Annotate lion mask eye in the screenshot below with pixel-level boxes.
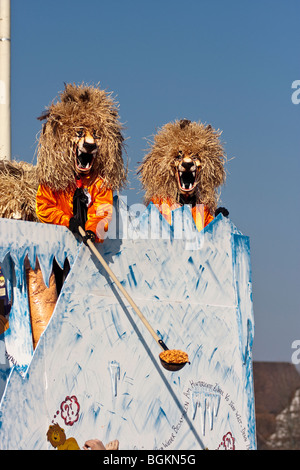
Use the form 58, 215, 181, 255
92, 130, 100, 139
175, 151, 183, 160
76, 129, 84, 138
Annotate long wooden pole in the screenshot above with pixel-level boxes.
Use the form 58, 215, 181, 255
78, 226, 167, 350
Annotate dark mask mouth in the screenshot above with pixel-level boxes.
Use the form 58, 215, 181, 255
177, 169, 197, 192
75, 147, 96, 173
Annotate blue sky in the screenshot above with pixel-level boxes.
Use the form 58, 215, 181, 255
9, 0, 300, 363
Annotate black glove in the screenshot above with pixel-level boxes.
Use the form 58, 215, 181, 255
82, 230, 96, 245
69, 216, 81, 234
215, 207, 229, 218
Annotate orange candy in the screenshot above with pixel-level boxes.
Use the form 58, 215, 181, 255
159, 349, 189, 364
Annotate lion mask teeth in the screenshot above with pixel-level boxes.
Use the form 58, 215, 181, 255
177, 169, 198, 192
176, 156, 199, 193
74, 131, 98, 173
75, 147, 97, 172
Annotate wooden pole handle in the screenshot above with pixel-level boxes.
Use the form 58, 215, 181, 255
78, 226, 162, 346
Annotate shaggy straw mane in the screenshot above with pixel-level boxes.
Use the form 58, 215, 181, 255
0, 160, 38, 221
36, 83, 127, 192
138, 119, 226, 213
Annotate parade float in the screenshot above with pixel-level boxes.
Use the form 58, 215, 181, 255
0, 85, 256, 450
0, 201, 255, 450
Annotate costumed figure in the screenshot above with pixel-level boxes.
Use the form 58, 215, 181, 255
36, 83, 127, 245
0, 161, 58, 348
138, 119, 228, 230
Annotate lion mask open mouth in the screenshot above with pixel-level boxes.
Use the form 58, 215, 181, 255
74, 129, 98, 174
175, 153, 200, 195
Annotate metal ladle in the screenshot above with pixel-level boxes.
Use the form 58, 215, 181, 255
79, 227, 189, 372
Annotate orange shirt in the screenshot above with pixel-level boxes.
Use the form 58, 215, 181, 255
151, 197, 213, 232
36, 176, 113, 243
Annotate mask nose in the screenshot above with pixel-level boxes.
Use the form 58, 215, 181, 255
181, 158, 194, 170
83, 141, 97, 153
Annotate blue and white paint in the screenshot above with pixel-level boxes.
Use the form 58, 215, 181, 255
0, 200, 256, 450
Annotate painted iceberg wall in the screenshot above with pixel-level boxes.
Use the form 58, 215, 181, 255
0, 200, 256, 450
